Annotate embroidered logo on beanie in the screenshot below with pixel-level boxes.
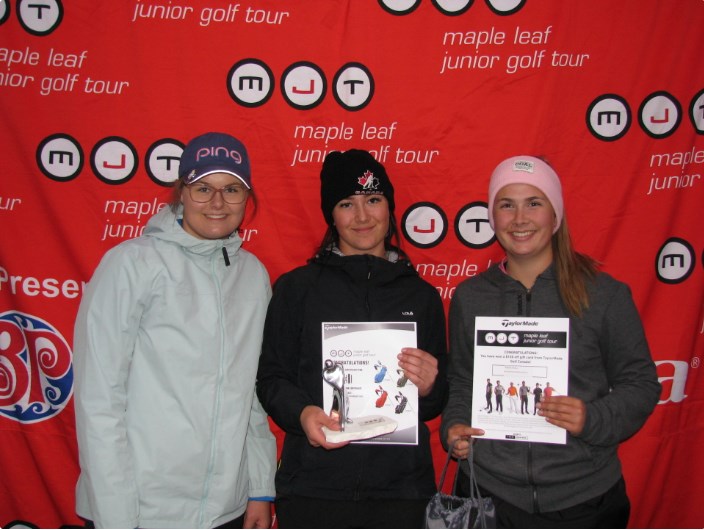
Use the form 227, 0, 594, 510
358, 170, 380, 190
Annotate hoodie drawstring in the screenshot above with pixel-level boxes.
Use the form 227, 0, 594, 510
222, 246, 230, 267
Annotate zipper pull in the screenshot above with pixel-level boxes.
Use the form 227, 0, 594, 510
222, 246, 230, 266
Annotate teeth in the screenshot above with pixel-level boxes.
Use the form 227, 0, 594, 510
512, 231, 532, 237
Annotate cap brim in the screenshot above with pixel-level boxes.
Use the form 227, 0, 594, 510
184, 169, 251, 189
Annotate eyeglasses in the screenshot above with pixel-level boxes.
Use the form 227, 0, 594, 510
187, 183, 249, 204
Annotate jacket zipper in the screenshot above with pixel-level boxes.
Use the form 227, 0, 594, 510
351, 256, 376, 500
198, 251, 226, 525
518, 288, 538, 512
364, 256, 373, 319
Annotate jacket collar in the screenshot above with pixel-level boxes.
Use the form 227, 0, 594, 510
312, 248, 417, 284
143, 205, 243, 257
488, 259, 556, 289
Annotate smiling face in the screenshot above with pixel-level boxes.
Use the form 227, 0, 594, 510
492, 182, 556, 268
180, 172, 248, 240
332, 193, 389, 258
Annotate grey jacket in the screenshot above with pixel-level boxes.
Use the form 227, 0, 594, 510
441, 263, 660, 513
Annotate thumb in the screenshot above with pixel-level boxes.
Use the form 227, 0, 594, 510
323, 413, 342, 431
453, 424, 484, 440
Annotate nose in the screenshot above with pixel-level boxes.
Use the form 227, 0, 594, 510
354, 203, 370, 221
210, 189, 226, 207
512, 205, 527, 224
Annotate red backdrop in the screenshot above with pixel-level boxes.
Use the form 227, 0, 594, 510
1, 1, 702, 527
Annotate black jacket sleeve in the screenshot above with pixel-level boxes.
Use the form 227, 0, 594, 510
256, 272, 313, 436
417, 284, 449, 422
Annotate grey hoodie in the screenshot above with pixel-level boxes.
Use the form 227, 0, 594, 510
441, 263, 660, 513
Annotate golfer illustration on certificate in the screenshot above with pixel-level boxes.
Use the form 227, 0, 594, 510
321, 322, 419, 445
472, 316, 570, 444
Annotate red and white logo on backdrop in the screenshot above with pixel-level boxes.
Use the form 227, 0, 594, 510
0, 311, 73, 424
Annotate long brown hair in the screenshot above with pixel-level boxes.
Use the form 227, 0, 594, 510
551, 215, 599, 317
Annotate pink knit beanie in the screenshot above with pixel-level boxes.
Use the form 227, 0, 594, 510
487, 156, 563, 234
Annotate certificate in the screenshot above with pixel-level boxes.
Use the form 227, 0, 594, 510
472, 316, 569, 444
321, 322, 418, 445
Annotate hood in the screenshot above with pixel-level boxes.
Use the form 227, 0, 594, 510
483, 260, 557, 289
312, 248, 418, 286
143, 205, 243, 257
482, 261, 561, 316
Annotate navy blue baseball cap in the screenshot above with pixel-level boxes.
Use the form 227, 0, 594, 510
179, 132, 252, 188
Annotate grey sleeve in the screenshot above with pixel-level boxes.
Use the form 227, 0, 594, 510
578, 282, 661, 446
440, 283, 476, 449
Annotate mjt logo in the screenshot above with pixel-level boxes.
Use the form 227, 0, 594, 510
0, 311, 73, 423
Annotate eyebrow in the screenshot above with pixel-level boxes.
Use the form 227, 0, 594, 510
497, 195, 545, 201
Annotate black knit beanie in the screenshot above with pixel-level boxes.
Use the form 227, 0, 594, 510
320, 149, 395, 225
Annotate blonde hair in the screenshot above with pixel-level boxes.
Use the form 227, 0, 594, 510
551, 216, 599, 317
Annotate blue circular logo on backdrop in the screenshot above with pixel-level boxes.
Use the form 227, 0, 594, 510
0, 311, 73, 423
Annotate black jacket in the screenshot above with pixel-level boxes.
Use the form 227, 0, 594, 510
257, 251, 448, 500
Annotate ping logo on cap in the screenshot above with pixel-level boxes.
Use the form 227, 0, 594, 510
513, 160, 535, 173
195, 145, 244, 165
